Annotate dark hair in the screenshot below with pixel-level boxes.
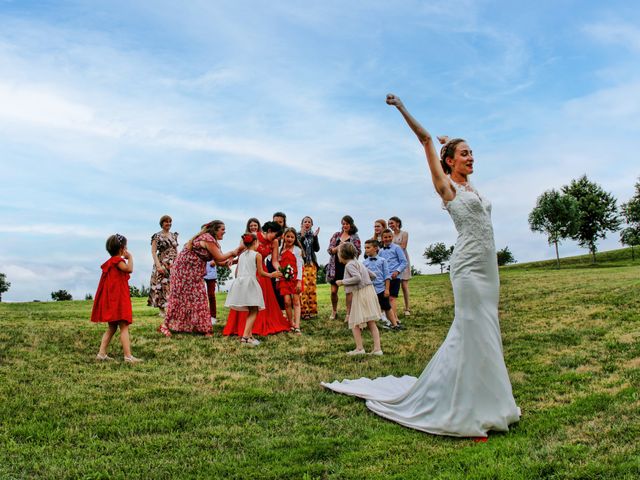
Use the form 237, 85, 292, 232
159, 215, 172, 227
300, 216, 314, 229
364, 238, 380, 248
439, 138, 466, 174
338, 242, 357, 261
280, 227, 304, 256
106, 234, 127, 256
241, 232, 257, 247
262, 221, 283, 237
381, 228, 393, 236
245, 217, 261, 233
388, 216, 402, 229
272, 211, 287, 228
341, 215, 358, 235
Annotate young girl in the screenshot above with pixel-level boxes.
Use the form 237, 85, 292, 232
278, 227, 304, 334
336, 242, 383, 356
225, 233, 282, 346
91, 234, 141, 363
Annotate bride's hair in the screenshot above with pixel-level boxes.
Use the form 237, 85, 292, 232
439, 138, 466, 174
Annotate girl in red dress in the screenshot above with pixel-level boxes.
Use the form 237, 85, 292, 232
223, 221, 291, 337
278, 228, 304, 334
91, 234, 140, 363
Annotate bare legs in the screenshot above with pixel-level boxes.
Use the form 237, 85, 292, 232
97, 321, 134, 360
242, 306, 259, 339
284, 294, 302, 332
401, 280, 410, 314
351, 321, 382, 353
330, 283, 339, 317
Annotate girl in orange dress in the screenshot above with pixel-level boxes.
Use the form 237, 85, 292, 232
91, 234, 140, 363
278, 228, 304, 334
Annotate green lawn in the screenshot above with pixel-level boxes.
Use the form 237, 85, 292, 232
1, 252, 639, 479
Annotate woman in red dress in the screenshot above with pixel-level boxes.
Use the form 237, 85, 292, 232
223, 221, 291, 337
160, 220, 240, 337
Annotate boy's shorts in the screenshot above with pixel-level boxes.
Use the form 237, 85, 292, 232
377, 291, 391, 311
389, 278, 401, 297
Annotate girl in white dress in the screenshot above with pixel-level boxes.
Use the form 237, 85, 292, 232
225, 233, 282, 346
322, 94, 520, 438
336, 242, 383, 356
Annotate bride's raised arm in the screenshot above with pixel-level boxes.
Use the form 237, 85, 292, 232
386, 94, 454, 202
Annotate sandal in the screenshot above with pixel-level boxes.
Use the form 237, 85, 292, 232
240, 336, 260, 347
329, 311, 337, 320
124, 355, 142, 363
293, 327, 301, 335
95, 353, 113, 361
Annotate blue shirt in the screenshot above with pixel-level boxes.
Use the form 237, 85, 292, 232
203, 262, 218, 280
378, 243, 407, 276
363, 256, 390, 294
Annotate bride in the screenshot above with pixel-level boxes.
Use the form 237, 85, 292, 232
321, 94, 520, 438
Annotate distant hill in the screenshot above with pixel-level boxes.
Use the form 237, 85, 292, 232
503, 246, 638, 270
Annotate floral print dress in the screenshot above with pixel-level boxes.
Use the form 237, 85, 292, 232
147, 231, 179, 308
162, 233, 214, 335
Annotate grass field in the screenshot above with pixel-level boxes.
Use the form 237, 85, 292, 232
1, 249, 639, 479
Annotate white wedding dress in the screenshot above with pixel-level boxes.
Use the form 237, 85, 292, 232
322, 181, 520, 437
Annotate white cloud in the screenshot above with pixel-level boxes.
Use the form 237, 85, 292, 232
584, 22, 640, 53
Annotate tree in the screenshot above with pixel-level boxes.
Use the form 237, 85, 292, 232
0, 272, 10, 302
51, 290, 73, 301
216, 266, 231, 291
85, 293, 93, 300
410, 265, 422, 276
562, 175, 621, 263
423, 242, 454, 273
316, 264, 327, 285
496, 246, 516, 266
620, 177, 640, 260
129, 285, 141, 297
528, 189, 580, 268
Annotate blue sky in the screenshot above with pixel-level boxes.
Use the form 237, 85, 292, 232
1, 1, 639, 301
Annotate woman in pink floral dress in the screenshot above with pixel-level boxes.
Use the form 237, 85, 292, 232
160, 220, 241, 337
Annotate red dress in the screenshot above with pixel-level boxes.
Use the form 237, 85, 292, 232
223, 232, 291, 336
163, 233, 214, 335
278, 247, 304, 296
91, 256, 132, 324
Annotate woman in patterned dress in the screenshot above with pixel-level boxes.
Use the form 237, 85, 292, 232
388, 216, 411, 316
160, 220, 241, 337
298, 216, 320, 319
326, 215, 361, 320
148, 215, 179, 318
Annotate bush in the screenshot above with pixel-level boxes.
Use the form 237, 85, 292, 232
51, 290, 73, 301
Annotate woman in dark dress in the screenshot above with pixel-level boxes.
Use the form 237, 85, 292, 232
326, 215, 361, 320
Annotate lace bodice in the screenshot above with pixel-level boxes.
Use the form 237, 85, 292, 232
445, 180, 495, 260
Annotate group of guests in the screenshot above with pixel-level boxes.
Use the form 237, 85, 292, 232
149, 212, 324, 345
91, 211, 411, 357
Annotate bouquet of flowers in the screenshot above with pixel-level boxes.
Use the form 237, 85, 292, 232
278, 264, 294, 280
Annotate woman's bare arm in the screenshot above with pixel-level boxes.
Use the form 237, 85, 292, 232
386, 94, 454, 201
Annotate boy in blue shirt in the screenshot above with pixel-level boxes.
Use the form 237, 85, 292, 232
204, 260, 218, 325
363, 239, 402, 330
379, 229, 407, 324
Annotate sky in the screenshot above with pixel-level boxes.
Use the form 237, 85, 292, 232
1, 0, 639, 302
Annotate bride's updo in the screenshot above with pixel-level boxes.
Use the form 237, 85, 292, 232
439, 137, 466, 174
